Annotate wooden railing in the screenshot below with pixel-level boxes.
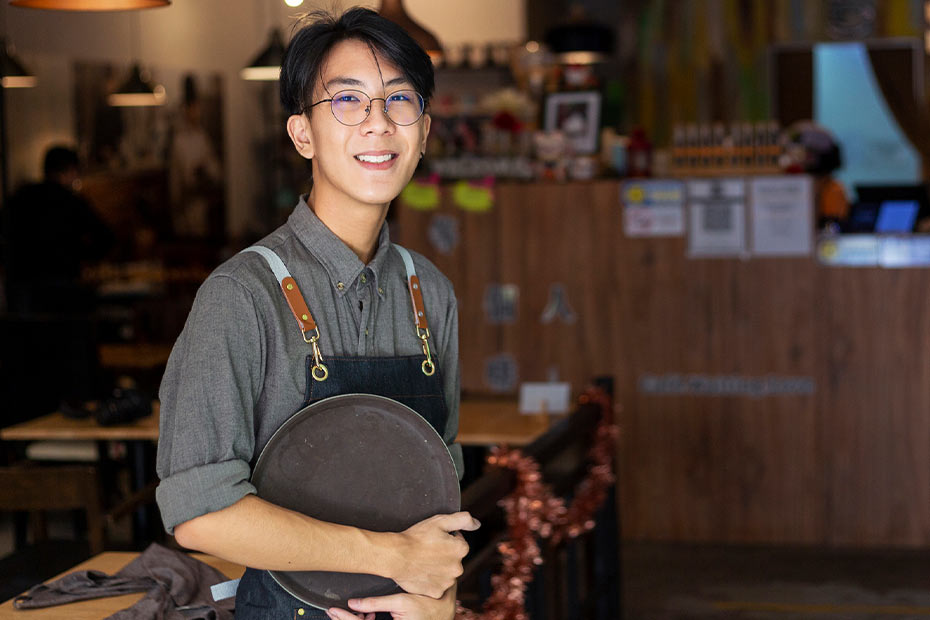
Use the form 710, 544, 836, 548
457, 378, 620, 619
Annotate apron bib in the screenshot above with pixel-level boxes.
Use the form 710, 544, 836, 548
234, 244, 449, 620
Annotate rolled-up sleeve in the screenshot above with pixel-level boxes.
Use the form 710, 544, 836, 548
155, 274, 265, 533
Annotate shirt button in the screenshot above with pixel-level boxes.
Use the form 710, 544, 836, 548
365, 328, 369, 336
336, 281, 344, 290
378, 287, 384, 295
360, 273, 367, 284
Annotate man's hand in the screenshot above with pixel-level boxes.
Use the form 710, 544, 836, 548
332, 584, 457, 620
387, 512, 479, 599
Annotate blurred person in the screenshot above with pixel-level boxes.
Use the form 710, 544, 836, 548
168, 74, 222, 238
1, 146, 113, 420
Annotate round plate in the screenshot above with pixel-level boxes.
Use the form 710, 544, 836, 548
251, 393, 460, 610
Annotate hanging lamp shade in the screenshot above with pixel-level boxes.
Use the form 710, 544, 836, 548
240, 28, 285, 81
0, 39, 36, 88
107, 63, 165, 106
544, 6, 614, 65
10, 0, 169, 10
378, 0, 442, 63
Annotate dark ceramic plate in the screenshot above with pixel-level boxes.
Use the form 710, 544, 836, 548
250, 393, 460, 610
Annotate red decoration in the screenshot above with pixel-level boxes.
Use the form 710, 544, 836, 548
456, 387, 619, 620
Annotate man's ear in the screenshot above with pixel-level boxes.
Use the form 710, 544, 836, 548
286, 114, 314, 160
419, 113, 432, 156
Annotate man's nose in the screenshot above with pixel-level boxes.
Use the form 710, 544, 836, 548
362, 98, 393, 131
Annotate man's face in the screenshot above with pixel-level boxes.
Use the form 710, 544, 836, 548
296, 39, 430, 209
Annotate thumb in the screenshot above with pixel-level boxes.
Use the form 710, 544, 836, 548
435, 511, 481, 533
348, 593, 409, 614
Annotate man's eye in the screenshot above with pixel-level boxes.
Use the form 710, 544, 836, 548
388, 93, 412, 103
337, 94, 361, 103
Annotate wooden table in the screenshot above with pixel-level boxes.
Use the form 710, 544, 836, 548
0, 408, 159, 443
1, 400, 547, 448
0, 551, 244, 619
457, 398, 562, 446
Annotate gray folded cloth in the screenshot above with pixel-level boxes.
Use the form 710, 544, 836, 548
13, 543, 235, 619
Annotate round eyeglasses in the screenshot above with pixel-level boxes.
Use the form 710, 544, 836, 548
309, 89, 425, 126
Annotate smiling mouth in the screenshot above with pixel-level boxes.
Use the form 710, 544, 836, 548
355, 153, 397, 163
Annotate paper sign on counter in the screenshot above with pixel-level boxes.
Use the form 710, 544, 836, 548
519, 382, 571, 414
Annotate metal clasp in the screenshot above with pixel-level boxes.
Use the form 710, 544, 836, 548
418, 327, 435, 376
302, 327, 329, 381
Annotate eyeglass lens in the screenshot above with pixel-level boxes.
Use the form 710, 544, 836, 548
331, 90, 424, 126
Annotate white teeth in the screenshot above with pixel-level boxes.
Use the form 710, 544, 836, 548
356, 154, 393, 163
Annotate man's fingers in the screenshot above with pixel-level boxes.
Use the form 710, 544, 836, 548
325, 608, 374, 620
435, 511, 481, 532
348, 593, 409, 613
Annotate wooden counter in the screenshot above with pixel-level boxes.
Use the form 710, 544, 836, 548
395, 179, 930, 547
458, 398, 560, 446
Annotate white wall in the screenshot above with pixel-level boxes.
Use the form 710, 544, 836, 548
2, 0, 526, 238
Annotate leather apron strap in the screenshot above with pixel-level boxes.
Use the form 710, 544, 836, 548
240, 243, 435, 377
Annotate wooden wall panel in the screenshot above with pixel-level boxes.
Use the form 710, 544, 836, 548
817, 268, 930, 546
394, 180, 930, 547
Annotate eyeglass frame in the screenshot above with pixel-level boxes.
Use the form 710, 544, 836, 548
307, 88, 426, 127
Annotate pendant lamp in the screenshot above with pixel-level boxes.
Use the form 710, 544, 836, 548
378, 0, 442, 63
544, 6, 613, 65
0, 38, 35, 88
107, 62, 164, 106
240, 28, 284, 81
9, 0, 169, 10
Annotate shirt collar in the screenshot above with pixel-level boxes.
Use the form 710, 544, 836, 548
287, 196, 390, 298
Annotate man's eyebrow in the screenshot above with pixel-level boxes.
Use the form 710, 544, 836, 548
383, 76, 410, 88
324, 75, 411, 90
324, 76, 365, 89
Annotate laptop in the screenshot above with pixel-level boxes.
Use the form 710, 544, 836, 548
874, 200, 920, 233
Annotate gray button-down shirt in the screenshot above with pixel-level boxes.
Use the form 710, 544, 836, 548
155, 198, 461, 533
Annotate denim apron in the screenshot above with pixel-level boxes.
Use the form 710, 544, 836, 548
234, 244, 450, 620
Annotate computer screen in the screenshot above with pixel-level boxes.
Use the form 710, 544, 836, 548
844, 202, 879, 233
874, 200, 919, 233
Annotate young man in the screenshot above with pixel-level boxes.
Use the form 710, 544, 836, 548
155, 9, 476, 620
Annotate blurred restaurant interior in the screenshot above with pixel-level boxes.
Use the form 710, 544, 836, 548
2, 0, 930, 617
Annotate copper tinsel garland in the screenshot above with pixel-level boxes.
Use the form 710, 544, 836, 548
456, 388, 619, 620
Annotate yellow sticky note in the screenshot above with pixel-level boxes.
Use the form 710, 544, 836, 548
400, 179, 440, 211
453, 180, 494, 212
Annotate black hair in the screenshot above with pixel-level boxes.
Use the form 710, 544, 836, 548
280, 7, 434, 117
43, 146, 80, 179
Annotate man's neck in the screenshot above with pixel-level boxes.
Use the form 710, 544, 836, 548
307, 187, 388, 264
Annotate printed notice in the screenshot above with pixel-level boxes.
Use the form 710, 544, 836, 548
687, 178, 746, 257
750, 176, 813, 256
621, 179, 686, 237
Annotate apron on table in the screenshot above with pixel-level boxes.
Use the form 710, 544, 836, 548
234, 244, 450, 620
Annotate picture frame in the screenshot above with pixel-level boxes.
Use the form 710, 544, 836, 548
543, 90, 602, 155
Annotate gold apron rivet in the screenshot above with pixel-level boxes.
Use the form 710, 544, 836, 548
297, 609, 305, 616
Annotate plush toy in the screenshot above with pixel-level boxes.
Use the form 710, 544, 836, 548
533, 130, 569, 181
